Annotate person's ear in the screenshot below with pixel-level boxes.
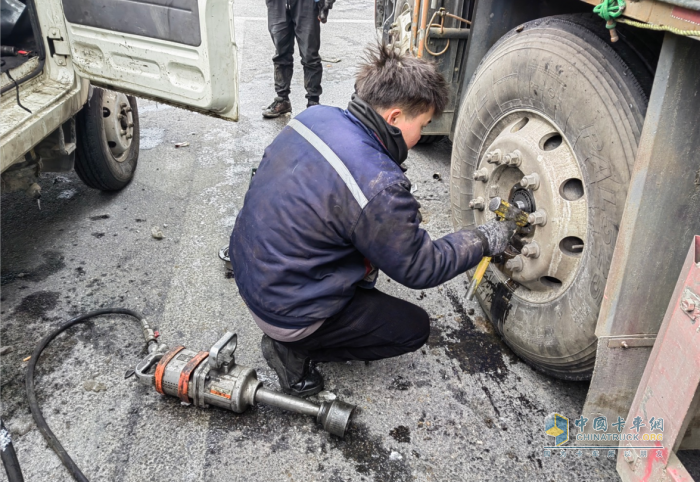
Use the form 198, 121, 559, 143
386, 108, 402, 126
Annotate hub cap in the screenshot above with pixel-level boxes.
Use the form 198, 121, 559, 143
102, 91, 134, 161
471, 112, 587, 303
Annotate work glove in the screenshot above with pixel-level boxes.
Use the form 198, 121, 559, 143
476, 219, 517, 257
318, 0, 335, 23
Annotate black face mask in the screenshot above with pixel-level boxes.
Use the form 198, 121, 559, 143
347, 94, 408, 166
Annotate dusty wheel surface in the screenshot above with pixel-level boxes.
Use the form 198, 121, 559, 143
75, 87, 140, 191
450, 15, 651, 380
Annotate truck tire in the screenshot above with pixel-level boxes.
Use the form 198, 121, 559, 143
75, 87, 139, 191
450, 15, 652, 380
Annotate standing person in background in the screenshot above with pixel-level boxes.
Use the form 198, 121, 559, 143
263, 0, 335, 119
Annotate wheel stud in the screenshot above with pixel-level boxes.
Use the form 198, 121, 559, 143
527, 209, 547, 226
519, 173, 540, 190
486, 149, 502, 164
120, 130, 126, 136
505, 256, 524, 272
469, 197, 485, 210
503, 150, 522, 167
473, 168, 489, 182
521, 242, 540, 258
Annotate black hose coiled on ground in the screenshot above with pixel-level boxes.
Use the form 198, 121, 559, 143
25, 308, 147, 482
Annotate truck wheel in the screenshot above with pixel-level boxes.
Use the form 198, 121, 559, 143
75, 88, 139, 191
450, 15, 651, 380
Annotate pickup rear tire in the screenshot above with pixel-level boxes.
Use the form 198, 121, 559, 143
75, 87, 139, 191
450, 15, 651, 380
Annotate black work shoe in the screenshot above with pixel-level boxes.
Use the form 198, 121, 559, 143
261, 335, 324, 397
262, 97, 292, 118
306, 99, 320, 108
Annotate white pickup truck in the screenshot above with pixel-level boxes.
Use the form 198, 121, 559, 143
1, 0, 239, 194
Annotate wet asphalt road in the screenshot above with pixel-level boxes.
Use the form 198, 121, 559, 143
0, 1, 655, 481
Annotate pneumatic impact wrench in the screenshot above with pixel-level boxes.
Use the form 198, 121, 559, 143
134, 331, 355, 437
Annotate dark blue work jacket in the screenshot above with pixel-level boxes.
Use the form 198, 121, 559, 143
230, 106, 484, 329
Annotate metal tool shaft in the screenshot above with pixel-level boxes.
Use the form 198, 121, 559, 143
254, 387, 320, 417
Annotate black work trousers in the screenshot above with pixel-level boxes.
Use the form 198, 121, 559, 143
281, 288, 431, 362
266, 0, 322, 101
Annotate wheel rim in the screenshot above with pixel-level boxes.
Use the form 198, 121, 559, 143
470, 110, 587, 304
101, 91, 134, 161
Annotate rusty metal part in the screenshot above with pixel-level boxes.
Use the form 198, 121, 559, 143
135, 332, 356, 437
154, 345, 185, 395
411, 0, 421, 52
177, 350, 209, 403
617, 236, 700, 481
417, 0, 430, 57
427, 26, 470, 39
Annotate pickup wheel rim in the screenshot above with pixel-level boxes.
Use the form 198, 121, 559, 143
470, 110, 587, 304
102, 91, 134, 161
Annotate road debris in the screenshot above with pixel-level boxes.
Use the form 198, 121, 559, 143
151, 227, 164, 240
175, 142, 190, 148
83, 380, 107, 392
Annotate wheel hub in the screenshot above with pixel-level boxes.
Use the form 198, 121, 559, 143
102, 91, 134, 160
471, 112, 587, 303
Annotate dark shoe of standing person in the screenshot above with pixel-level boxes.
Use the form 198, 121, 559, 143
307, 99, 320, 109
261, 335, 324, 397
262, 97, 292, 118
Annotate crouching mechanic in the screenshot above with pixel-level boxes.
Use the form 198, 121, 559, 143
230, 45, 516, 398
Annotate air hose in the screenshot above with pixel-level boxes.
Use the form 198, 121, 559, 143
25, 308, 156, 482
24, 308, 356, 481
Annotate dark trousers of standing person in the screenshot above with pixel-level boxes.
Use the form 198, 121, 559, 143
267, 0, 323, 102
280, 288, 431, 364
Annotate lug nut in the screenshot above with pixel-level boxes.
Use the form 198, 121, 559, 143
521, 242, 540, 258
681, 298, 696, 313
486, 149, 502, 164
503, 150, 522, 167
519, 173, 540, 190
469, 197, 485, 211
505, 256, 524, 272
527, 209, 547, 226
473, 168, 489, 182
